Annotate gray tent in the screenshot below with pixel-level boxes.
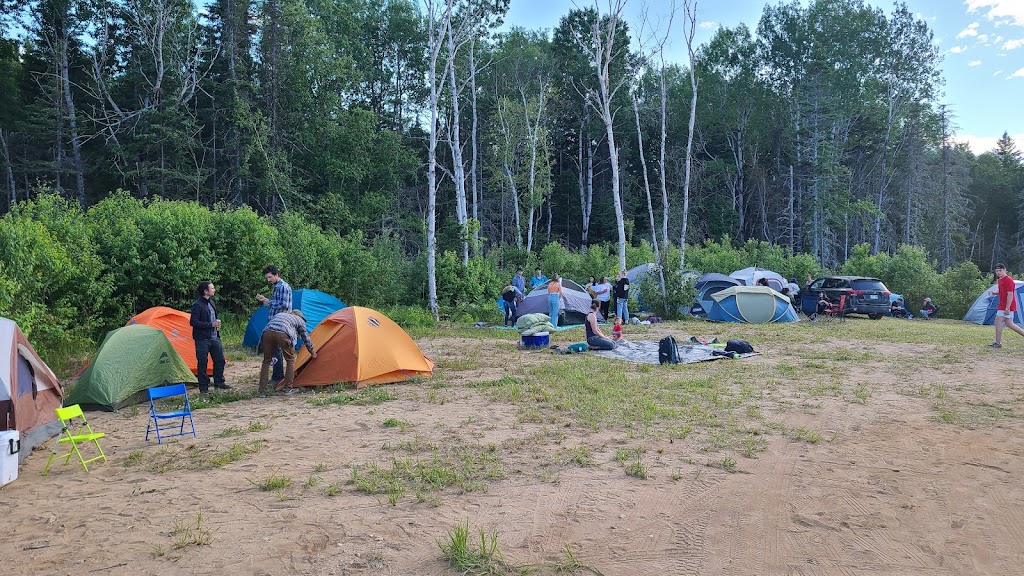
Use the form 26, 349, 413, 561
515, 285, 600, 326
528, 279, 586, 294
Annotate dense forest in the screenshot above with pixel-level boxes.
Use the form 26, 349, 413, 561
0, 0, 1022, 332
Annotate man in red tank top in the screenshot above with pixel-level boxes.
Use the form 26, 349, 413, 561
991, 263, 1024, 348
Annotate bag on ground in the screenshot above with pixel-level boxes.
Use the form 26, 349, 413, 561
659, 336, 679, 365
725, 339, 755, 354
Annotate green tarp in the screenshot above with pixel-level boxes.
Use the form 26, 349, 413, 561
67, 324, 198, 411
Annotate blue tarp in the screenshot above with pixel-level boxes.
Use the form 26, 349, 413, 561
242, 289, 346, 348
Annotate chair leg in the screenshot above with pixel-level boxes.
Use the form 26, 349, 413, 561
43, 443, 59, 476
72, 443, 89, 472
92, 438, 107, 463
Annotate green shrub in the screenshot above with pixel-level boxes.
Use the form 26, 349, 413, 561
636, 267, 696, 320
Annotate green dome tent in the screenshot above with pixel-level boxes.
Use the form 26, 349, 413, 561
67, 325, 198, 411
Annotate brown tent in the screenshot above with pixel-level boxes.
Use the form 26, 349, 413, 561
0, 318, 64, 463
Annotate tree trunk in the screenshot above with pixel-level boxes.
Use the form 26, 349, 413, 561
631, 91, 665, 296
59, 38, 86, 207
503, 164, 522, 248
469, 41, 480, 257
446, 40, 468, 266
679, 2, 698, 270
873, 85, 896, 254
0, 129, 14, 208
658, 61, 670, 251
585, 137, 594, 245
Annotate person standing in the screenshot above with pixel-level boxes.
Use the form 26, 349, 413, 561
190, 281, 230, 394
594, 276, 612, 319
585, 300, 616, 350
586, 275, 597, 298
614, 271, 630, 323
257, 265, 292, 384
991, 264, 1024, 348
547, 274, 564, 327
501, 285, 521, 326
512, 269, 526, 304
529, 268, 549, 290
259, 310, 316, 396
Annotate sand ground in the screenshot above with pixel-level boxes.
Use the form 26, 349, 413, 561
3, 322, 1023, 576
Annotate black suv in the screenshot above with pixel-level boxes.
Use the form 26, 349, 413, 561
801, 276, 891, 319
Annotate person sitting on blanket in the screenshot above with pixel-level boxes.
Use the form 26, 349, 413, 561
611, 317, 623, 341
586, 300, 616, 350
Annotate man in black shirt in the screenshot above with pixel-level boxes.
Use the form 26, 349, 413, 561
190, 281, 231, 394
614, 271, 630, 323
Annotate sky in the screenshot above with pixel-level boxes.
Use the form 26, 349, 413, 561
501, 0, 1024, 155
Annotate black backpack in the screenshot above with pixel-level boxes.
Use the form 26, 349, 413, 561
725, 339, 755, 354
659, 336, 679, 364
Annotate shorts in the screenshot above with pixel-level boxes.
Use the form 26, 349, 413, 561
996, 310, 1014, 319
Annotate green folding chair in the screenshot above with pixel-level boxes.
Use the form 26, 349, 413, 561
43, 404, 107, 475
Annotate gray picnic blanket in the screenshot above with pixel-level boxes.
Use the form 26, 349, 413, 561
589, 340, 758, 365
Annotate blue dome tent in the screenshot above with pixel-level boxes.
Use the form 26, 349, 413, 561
242, 289, 346, 348
707, 286, 798, 324
963, 281, 1024, 325
690, 273, 742, 317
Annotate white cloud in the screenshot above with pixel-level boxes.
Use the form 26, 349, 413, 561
965, 0, 1024, 26
1004, 38, 1024, 49
977, 33, 990, 43
950, 45, 968, 53
1011, 67, 1024, 78
994, 69, 1004, 76
699, 21, 718, 29
969, 59, 983, 66
957, 22, 980, 38
957, 134, 1024, 154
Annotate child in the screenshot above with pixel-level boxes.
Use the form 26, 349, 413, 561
612, 317, 623, 340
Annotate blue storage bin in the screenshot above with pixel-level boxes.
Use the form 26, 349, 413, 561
521, 332, 550, 348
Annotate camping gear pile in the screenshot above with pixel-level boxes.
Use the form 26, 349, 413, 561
515, 313, 557, 336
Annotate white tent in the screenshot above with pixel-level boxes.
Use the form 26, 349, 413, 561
729, 267, 786, 292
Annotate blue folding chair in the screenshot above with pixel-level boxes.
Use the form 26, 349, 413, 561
146, 384, 196, 444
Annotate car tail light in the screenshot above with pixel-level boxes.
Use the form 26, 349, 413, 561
850, 289, 865, 296
884, 291, 891, 297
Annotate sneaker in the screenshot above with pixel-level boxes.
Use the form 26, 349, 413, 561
990, 342, 1002, 348
214, 383, 233, 390
270, 357, 278, 367
281, 387, 299, 396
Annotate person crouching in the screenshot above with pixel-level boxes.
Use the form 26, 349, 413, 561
258, 310, 317, 396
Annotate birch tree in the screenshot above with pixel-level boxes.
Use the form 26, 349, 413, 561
573, 0, 632, 270
678, 0, 697, 269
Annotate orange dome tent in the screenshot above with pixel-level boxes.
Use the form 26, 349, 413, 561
128, 307, 213, 376
293, 307, 433, 388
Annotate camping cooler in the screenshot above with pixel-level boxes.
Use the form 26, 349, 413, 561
0, 430, 19, 487
521, 332, 550, 349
